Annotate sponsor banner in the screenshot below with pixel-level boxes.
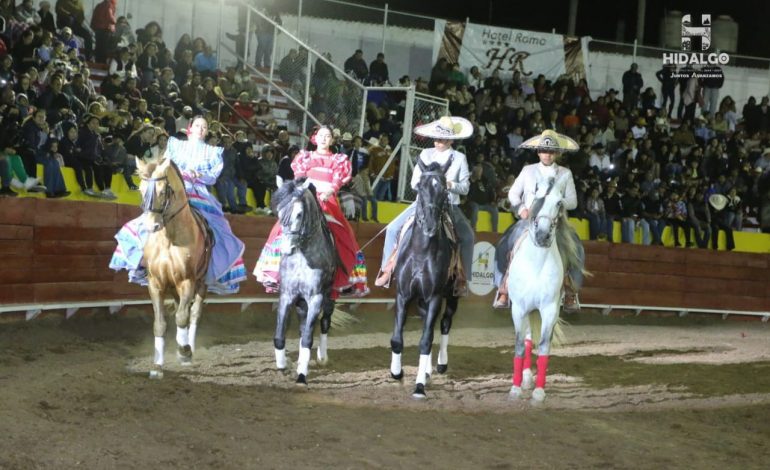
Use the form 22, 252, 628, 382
453, 22, 566, 80
469, 241, 496, 296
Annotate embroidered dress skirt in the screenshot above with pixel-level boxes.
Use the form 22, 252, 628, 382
254, 197, 368, 298
109, 191, 247, 294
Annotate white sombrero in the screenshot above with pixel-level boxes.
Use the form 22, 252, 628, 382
414, 116, 473, 140
519, 129, 579, 153
708, 194, 728, 211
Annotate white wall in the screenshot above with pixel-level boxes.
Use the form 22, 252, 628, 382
97, 2, 770, 112
585, 51, 770, 112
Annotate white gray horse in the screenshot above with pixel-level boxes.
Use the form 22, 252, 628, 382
508, 172, 577, 403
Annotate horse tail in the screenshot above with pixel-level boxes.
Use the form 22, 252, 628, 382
529, 311, 567, 349
556, 212, 591, 278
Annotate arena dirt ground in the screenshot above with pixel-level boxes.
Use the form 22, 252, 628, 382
1, 304, 769, 469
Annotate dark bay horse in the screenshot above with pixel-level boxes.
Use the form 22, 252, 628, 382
271, 179, 340, 385
136, 157, 212, 379
390, 158, 460, 398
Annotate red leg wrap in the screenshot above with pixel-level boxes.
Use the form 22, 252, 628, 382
535, 355, 550, 389
513, 357, 524, 386
523, 339, 533, 370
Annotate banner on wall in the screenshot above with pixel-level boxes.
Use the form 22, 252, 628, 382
436, 21, 575, 81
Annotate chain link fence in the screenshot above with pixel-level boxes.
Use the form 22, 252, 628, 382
398, 92, 449, 202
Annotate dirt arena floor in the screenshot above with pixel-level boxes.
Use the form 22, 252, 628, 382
1, 304, 769, 469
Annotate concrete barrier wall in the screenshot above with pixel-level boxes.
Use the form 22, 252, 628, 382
1, 199, 769, 312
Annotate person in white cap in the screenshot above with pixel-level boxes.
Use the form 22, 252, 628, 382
375, 116, 474, 294
493, 129, 584, 312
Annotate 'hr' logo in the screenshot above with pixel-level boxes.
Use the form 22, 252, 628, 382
681, 14, 711, 51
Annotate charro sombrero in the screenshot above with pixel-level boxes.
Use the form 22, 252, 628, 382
519, 129, 579, 153
414, 116, 473, 140
708, 194, 728, 211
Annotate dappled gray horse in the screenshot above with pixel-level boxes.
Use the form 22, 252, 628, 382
272, 179, 340, 384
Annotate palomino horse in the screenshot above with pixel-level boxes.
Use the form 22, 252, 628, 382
136, 157, 212, 379
507, 172, 574, 403
272, 179, 339, 385
390, 158, 460, 399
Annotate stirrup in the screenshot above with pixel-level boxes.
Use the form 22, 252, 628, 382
453, 279, 468, 297
493, 291, 510, 309
563, 292, 581, 313
374, 270, 391, 288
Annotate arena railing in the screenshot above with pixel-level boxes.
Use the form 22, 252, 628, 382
2, 299, 768, 322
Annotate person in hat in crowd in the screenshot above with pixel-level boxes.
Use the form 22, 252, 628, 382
368, 136, 394, 201
589, 142, 612, 177
110, 115, 248, 295
254, 126, 369, 298
708, 193, 735, 251
172, 105, 191, 136
493, 129, 583, 311
375, 116, 475, 295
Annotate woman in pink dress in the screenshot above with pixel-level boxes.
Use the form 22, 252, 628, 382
254, 126, 368, 298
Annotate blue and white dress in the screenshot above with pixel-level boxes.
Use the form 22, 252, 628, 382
109, 137, 247, 294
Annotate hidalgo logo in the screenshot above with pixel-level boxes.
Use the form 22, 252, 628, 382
662, 13, 730, 66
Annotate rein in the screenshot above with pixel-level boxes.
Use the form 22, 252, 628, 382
141, 173, 189, 224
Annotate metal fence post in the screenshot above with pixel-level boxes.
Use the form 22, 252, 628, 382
301, 50, 312, 136
633, 38, 638, 63
358, 89, 368, 138
381, 3, 388, 55
398, 85, 415, 201
244, 7, 251, 65
297, 0, 303, 37
216, 0, 224, 69
267, 27, 277, 102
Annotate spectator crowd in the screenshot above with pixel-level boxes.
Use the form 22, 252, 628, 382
2, 0, 770, 249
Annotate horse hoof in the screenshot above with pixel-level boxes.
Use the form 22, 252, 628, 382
391, 370, 404, 381
531, 387, 546, 404
177, 346, 193, 365
316, 356, 328, 366
412, 383, 426, 399
296, 373, 307, 386
149, 369, 164, 380
508, 386, 523, 400
522, 369, 534, 390
436, 364, 448, 374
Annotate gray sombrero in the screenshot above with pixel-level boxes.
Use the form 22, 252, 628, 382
519, 129, 579, 153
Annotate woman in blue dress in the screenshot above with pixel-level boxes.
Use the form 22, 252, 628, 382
109, 116, 247, 294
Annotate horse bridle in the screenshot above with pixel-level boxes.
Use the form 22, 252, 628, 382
141, 175, 187, 223
418, 169, 449, 225
530, 202, 562, 247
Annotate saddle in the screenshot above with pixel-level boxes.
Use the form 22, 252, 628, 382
375, 214, 466, 295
